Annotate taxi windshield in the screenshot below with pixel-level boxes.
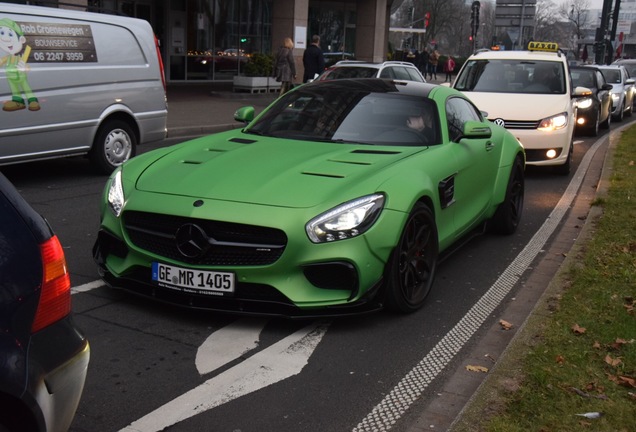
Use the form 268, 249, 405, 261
455, 59, 566, 95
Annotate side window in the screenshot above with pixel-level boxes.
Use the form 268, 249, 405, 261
406, 67, 425, 82
392, 66, 412, 80
379, 68, 395, 79
596, 71, 605, 87
446, 97, 482, 142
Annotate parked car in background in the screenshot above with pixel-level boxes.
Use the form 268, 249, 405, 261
0, 4, 167, 174
93, 79, 524, 317
612, 58, 636, 79
323, 52, 355, 68
317, 60, 426, 82
570, 65, 612, 136
0, 172, 90, 432
591, 64, 635, 122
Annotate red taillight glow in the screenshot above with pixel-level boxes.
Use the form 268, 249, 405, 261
31, 235, 71, 333
155, 34, 166, 92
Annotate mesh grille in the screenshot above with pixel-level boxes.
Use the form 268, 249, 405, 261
123, 211, 287, 266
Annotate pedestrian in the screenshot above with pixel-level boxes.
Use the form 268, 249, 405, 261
418, 47, 429, 80
443, 55, 455, 82
274, 37, 296, 94
303, 34, 325, 83
428, 48, 439, 81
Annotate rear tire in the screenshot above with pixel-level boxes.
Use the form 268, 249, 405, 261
90, 119, 137, 174
385, 203, 438, 313
490, 156, 524, 235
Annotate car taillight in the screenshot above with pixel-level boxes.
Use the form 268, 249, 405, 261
155, 34, 166, 92
31, 235, 71, 333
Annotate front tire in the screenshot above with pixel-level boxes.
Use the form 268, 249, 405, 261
385, 203, 438, 313
90, 119, 137, 174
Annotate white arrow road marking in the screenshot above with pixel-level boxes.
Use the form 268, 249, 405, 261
195, 318, 268, 375
120, 321, 329, 432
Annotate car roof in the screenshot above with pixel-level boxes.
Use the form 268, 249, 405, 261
302, 77, 439, 98
467, 49, 566, 62
333, 60, 419, 68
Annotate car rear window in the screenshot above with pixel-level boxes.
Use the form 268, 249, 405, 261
326, 67, 378, 79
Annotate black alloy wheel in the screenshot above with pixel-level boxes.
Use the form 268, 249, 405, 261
385, 203, 438, 313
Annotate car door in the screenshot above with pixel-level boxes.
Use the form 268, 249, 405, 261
445, 96, 501, 238
596, 70, 612, 122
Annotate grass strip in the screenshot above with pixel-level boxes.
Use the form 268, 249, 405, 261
452, 127, 636, 432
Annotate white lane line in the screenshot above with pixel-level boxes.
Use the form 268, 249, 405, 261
195, 317, 268, 375
120, 321, 329, 432
352, 136, 609, 432
71, 279, 105, 294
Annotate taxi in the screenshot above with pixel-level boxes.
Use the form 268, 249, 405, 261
452, 42, 590, 175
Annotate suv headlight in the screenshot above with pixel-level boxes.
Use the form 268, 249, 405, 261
107, 168, 125, 218
538, 112, 568, 131
306, 194, 385, 243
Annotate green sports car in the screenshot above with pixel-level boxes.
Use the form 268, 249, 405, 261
93, 79, 524, 317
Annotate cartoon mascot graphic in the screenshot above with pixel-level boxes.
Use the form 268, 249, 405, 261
0, 17, 40, 112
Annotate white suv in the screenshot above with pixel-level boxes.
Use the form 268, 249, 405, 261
317, 61, 426, 83
452, 42, 589, 175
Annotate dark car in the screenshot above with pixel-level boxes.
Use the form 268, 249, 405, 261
0, 172, 89, 432
570, 66, 612, 136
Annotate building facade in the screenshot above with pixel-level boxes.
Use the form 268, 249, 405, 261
9, 0, 392, 82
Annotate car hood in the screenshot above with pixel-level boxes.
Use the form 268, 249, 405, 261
135, 133, 423, 208
461, 92, 572, 120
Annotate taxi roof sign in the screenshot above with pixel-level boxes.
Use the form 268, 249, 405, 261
527, 41, 559, 52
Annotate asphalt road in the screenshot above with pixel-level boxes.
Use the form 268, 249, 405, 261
1, 129, 609, 432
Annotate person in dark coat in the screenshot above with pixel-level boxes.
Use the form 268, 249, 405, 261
302, 35, 325, 83
274, 37, 296, 94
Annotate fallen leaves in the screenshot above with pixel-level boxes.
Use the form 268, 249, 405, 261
571, 323, 586, 335
499, 319, 513, 330
465, 365, 489, 373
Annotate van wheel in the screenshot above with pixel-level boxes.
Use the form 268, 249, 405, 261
90, 120, 136, 174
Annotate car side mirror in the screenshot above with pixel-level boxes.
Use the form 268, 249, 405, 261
626, 78, 636, 85
601, 83, 613, 91
234, 106, 255, 124
572, 86, 592, 98
462, 120, 492, 139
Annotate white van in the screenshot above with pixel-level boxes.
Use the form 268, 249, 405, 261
452, 42, 588, 175
0, 4, 167, 173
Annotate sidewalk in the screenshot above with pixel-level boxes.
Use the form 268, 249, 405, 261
165, 76, 449, 138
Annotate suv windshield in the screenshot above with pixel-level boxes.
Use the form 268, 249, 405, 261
245, 85, 441, 146
455, 59, 566, 95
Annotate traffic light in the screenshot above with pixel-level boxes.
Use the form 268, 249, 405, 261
471, 1, 480, 39
424, 12, 430, 29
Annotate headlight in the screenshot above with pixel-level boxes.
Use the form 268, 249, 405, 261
107, 168, 125, 218
537, 112, 568, 131
306, 194, 385, 243
577, 97, 593, 109
611, 92, 619, 101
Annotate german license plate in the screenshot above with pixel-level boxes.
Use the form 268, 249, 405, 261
151, 262, 234, 295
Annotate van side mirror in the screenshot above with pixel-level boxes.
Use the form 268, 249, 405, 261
234, 106, 255, 123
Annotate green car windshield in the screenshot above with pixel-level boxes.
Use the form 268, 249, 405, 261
245, 86, 441, 146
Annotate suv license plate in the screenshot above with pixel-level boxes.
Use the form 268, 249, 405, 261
151, 262, 235, 294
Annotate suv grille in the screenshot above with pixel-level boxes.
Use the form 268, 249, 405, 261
123, 211, 287, 266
